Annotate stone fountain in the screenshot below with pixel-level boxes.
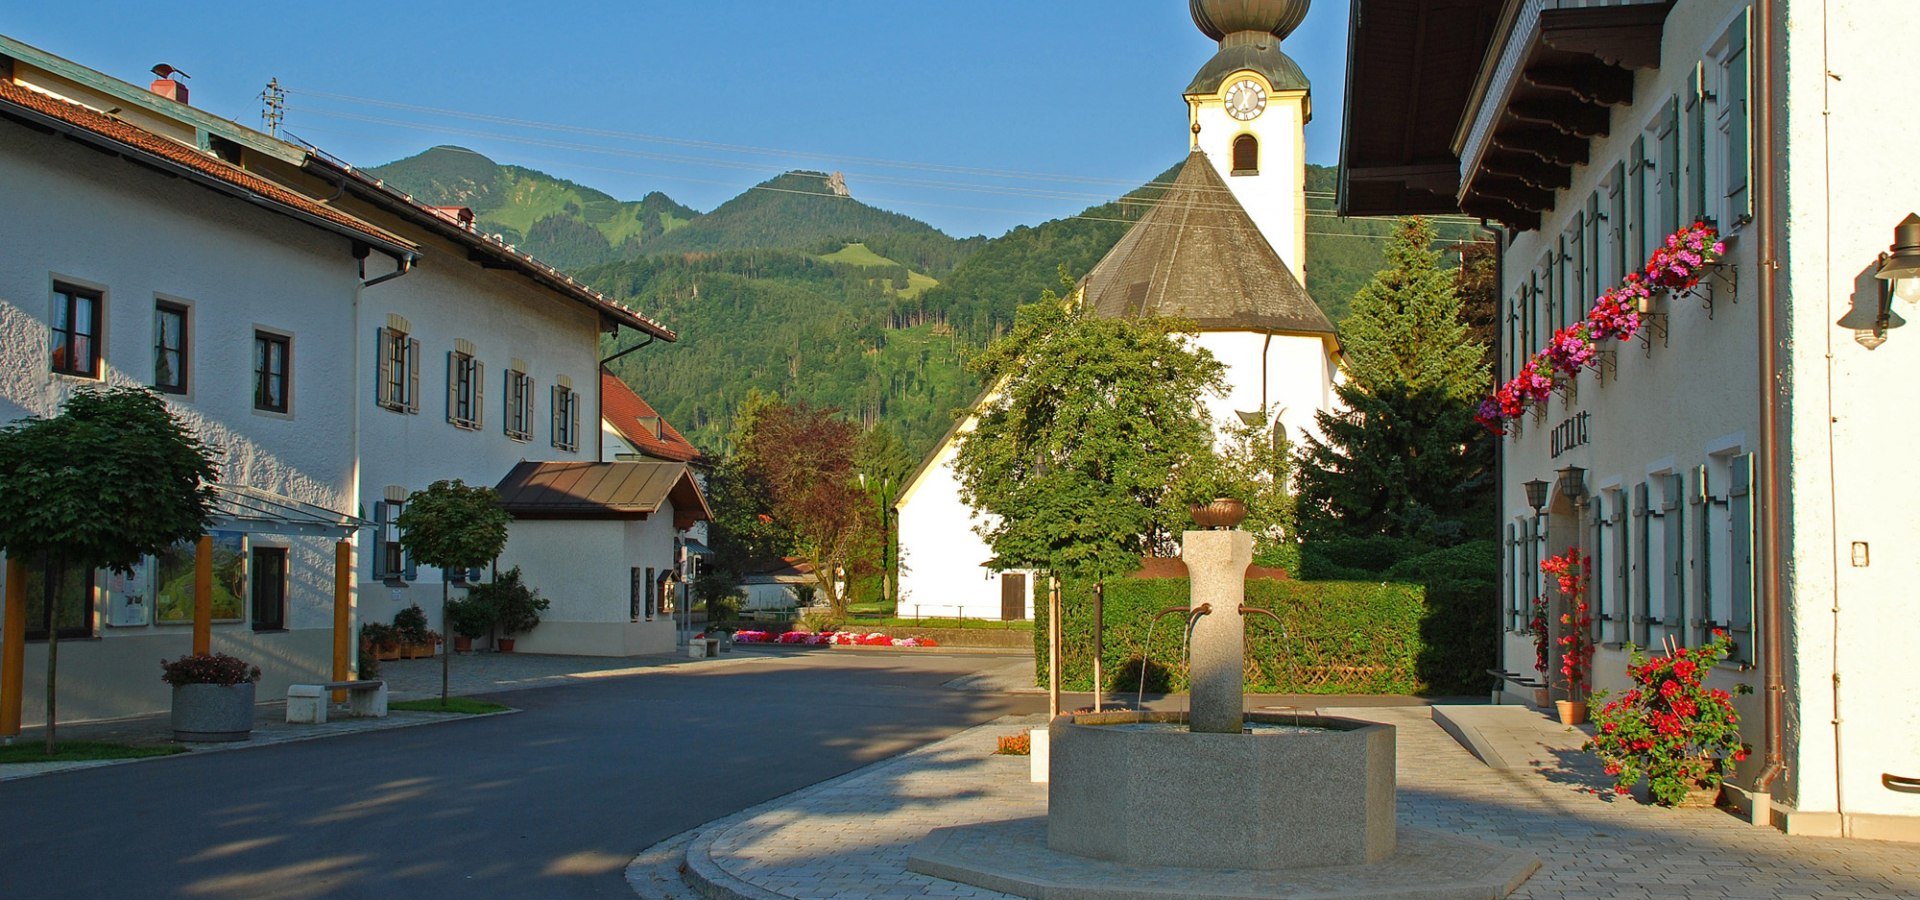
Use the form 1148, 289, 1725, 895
907, 523, 1541, 898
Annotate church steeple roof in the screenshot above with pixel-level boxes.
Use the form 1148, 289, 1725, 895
1080, 151, 1333, 337
1186, 0, 1313, 95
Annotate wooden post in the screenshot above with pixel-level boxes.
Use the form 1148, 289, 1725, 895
1092, 581, 1104, 713
1, 558, 25, 738
192, 535, 213, 655
332, 540, 352, 702
1047, 574, 1061, 719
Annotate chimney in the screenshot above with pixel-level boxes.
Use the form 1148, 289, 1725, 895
149, 77, 188, 104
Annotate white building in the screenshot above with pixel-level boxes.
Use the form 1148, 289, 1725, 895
893, 3, 1339, 621
0, 34, 699, 730
1343, 0, 1920, 841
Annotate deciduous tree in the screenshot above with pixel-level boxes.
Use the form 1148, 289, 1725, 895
398, 479, 511, 703
0, 388, 219, 752
736, 399, 879, 620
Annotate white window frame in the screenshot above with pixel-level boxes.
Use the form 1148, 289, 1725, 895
504, 367, 534, 441
447, 347, 484, 431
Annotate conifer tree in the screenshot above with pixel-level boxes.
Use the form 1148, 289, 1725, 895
1295, 218, 1493, 543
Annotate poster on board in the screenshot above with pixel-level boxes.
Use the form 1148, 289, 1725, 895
103, 558, 152, 627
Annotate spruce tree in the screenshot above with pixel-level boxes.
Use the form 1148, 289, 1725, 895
1295, 218, 1493, 544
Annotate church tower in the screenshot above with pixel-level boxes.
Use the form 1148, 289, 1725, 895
1185, 0, 1312, 278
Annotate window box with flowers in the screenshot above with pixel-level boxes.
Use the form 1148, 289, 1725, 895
1585, 631, 1752, 807
162, 653, 261, 742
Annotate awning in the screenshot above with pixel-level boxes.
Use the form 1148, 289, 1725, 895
682, 539, 715, 558
209, 483, 366, 538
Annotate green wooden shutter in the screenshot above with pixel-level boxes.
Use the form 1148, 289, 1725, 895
1632, 482, 1651, 647
371, 501, 387, 579
473, 360, 485, 429
1730, 453, 1756, 662
446, 351, 460, 425
1688, 64, 1709, 221
1505, 522, 1520, 630
405, 338, 421, 413
1662, 475, 1685, 646
376, 328, 394, 407
1612, 491, 1629, 645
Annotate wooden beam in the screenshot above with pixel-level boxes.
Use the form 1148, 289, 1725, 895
466, 249, 516, 269
1481, 152, 1573, 190
1462, 195, 1541, 232
1540, 4, 1674, 71
1511, 98, 1611, 138
1472, 174, 1555, 211
1, 557, 25, 737
193, 535, 212, 656
1524, 64, 1635, 106
1491, 126, 1590, 167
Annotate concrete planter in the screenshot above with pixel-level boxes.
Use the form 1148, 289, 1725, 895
171, 682, 256, 742
1048, 710, 1396, 870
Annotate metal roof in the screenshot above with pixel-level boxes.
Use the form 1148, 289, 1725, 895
494, 461, 712, 526
1080, 151, 1335, 337
1186, 41, 1312, 96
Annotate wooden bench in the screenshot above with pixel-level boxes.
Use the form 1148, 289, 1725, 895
286, 680, 387, 724
1486, 669, 1549, 707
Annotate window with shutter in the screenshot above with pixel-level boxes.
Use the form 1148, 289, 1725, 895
372, 501, 388, 579
1607, 163, 1628, 281
1689, 465, 1713, 644
1687, 65, 1709, 222
1505, 522, 1520, 631
446, 350, 461, 425
447, 349, 482, 430
1660, 473, 1685, 648
1629, 137, 1650, 264
472, 360, 485, 430
1589, 496, 1607, 643
1658, 101, 1681, 240
551, 385, 564, 448
1611, 491, 1630, 645
405, 338, 420, 413
1713, 11, 1753, 227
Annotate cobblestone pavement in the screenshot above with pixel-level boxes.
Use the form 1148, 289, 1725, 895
647, 707, 1920, 900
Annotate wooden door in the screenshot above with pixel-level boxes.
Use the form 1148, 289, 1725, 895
1000, 573, 1027, 621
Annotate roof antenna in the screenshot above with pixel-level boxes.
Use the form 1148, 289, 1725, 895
260, 77, 286, 137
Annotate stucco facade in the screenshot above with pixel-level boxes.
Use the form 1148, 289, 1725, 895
1460, 0, 1919, 839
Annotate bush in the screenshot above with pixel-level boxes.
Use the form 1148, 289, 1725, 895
1036, 577, 1429, 695
1298, 534, 1427, 578
443, 594, 498, 640
474, 567, 548, 638
393, 604, 433, 644
160, 653, 261, 687
361, 622, 398, 652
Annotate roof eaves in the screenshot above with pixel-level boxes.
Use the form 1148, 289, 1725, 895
300, 150, 677, 341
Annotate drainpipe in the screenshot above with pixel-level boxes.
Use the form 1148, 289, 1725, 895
1751, 0, 1790, 811
362, 253, 415, 288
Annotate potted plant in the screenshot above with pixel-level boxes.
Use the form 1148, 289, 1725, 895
162, 652, 261, 742
1177, 458, 1247, 530
392, 604, 438, 658
1586, 630, 1752, 807
361, 622, 402, 662
476, 567, 548, 652
1526, 594, 1551, 708
444, 592, 498, 653
1544, 550, 1595, 725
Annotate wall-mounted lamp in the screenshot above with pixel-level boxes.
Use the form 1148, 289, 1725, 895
1524, 479, 1550, 515
1860, 213, 1920, 349
1556, 466, 1588, 505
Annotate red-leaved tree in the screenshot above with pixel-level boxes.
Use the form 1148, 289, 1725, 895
736, 400, 880, 619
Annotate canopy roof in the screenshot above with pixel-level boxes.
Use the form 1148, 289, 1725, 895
1081, 152, 1334, 337
209, 484, 366, 538
494, 461, 711, 529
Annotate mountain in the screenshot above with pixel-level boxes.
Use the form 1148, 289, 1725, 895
643, 170, 980, 275
367, 146, 698, 269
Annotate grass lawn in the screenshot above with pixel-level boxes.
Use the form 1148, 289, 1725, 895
388, 697, 510, 715
0, 741, 187, 764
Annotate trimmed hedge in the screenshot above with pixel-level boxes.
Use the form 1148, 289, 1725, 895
1032, 538, 1499, 696
1036, 578, 1428, 695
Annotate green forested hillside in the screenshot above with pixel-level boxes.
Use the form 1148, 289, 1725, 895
368, 146, 697, 269
372, 146, 1473, 459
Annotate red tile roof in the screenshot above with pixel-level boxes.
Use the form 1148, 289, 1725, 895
0, 80, 413, 254
600, 369, 703, 463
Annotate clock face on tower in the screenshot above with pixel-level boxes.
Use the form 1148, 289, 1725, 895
1225, 79, 1267, 121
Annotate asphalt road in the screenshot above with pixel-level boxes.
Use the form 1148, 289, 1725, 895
0, 649, 1042, 899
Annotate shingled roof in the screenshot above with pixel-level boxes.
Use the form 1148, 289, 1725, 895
1080, 152, 1334, 336
600, 369, 702, 464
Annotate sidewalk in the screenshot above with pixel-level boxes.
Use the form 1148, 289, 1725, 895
635, 704, 1920, 899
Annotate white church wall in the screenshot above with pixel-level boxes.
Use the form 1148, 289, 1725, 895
1193, 81, 1309, 276
893, 419, 1033, 622
1192, 331, 1334, 450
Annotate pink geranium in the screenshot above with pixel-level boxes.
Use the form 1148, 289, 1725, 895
1543, 324, 1598, 377
1587, 287, 1642, 342
1644, 221, 1725, 290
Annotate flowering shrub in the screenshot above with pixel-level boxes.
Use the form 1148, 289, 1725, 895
995, 732, 1031, 756
1542, 550, 1594, 698
160, 653, 261, 687
1543, 324, 1598, 377
1475, 222, 1724, 431
1527, 595, 1550, 677
1644, 221, 1726, 290
1585, 630, 1752, 806
730, 629, 938, 648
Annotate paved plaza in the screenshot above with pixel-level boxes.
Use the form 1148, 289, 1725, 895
644, 705, 1920, 900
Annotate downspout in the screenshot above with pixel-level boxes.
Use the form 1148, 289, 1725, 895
362, 253, 415, 288
1752, 0, 1790, 806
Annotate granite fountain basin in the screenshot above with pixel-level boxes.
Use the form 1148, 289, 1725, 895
1046, 709, 1396, 870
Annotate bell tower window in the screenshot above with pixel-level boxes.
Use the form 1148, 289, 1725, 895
1232, 134, 1259, 175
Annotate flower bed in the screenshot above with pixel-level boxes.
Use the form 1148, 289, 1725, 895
1475, 221, 1725, 435
729, 629, 940, 648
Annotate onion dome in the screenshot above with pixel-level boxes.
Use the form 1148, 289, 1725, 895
1190, 0, 1311, 45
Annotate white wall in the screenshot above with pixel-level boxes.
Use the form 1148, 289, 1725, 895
494, 503, 680, 657
1192, 81, 1310, 278
0, 111, 362, 725
1192, 330, 1336, 450
894, 416, 1035, 622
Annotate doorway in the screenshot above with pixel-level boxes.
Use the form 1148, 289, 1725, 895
1000, 573, 1027, 621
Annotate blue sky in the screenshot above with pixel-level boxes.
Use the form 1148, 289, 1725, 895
7, 2, 1352, 237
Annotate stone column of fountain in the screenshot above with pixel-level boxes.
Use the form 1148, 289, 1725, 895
1184, 528, 1252, 734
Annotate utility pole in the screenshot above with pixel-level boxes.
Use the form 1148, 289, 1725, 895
260, 78, 286, 137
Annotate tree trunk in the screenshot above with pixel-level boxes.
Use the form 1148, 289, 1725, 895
1092, 580, 1104, 713
440, 574, 451, 705
43, 556, 60, 756
1047, 574, 1061, 719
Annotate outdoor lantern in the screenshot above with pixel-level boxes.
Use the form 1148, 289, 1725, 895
1523, 478, 1550, 514
1556, 466, 1588, 505
1875, 213, 1920, 306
